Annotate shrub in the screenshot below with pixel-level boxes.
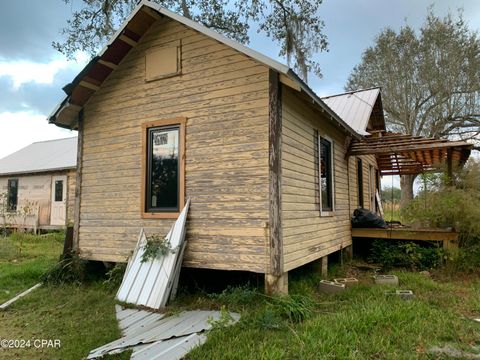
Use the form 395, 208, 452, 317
369, 239, 443, 270
41, 254, 87, 285
103, 262, 127, 290
401, 160, 480, 270
267, 294, 316, 323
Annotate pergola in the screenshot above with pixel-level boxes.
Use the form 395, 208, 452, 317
347, 131, 473, 176
349, 130, 473, 248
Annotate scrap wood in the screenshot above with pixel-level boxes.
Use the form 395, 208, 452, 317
0, 283, 42, 310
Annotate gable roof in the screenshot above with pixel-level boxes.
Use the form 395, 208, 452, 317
322, 88, 386, 136
0, 137, 77, 176
47, 0, 360, 139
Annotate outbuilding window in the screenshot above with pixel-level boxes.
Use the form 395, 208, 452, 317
142, 118, 186, 218
7, 179, 18, 211
319, 136, 334, 215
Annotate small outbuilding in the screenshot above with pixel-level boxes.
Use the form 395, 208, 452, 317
0, 137, 77, 231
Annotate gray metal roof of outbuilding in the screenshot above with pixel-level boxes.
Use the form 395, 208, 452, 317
0, 137, 77, 176
322, 88, 382, 136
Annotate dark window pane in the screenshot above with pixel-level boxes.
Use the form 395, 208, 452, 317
55, 180, 63, 202
7, 179, 18, 211
320, 138, 333, 211
357, 159, 364, 208
147, 126, 179, 211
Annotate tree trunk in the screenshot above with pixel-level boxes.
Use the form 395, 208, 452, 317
400, 174, 416, 209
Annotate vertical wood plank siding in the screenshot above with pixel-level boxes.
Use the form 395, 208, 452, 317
79, 18, 270, 272
281, 88, 358, 272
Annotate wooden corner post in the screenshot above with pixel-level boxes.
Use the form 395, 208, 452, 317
266, 69, 287, 294
73, 111, 84, 253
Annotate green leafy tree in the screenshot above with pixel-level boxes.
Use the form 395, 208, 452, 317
380, 186, 401, 203
54, 0, 328, 82
346, 8, 480, 206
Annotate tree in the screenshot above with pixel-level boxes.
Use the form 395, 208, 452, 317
346, 9, 480, 207
54, 0, 328, 82
380, 186, 401, 203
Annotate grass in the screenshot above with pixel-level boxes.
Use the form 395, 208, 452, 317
180, 265, 480, 360
0, 232, 479, 359
0, 232, 128, 360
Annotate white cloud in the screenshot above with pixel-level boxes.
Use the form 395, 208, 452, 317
0, 52, 88, 90
0, 111, 76, 159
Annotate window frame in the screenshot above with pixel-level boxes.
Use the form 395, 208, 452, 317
318, 134, 335, 217
141, 117, 186, 219
7, 178, 18, 212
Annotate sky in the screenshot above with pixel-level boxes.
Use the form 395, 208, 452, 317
0, 0, 479, 187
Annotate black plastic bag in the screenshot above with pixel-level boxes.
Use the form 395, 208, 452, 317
351, 208, 387, 228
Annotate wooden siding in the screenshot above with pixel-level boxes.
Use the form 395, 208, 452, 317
281, 88, 354, 272
0, 170, 74, 228
79, 17, 270, 272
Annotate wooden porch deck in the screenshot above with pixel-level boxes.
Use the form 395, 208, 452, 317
351, 227, 458, 250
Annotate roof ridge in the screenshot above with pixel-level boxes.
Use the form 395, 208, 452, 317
321, 87, 380, 99
31, 136, 77, 145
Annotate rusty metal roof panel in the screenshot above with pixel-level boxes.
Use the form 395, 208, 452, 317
322, 88, 381, 136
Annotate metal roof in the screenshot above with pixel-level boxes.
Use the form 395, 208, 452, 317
0, 137, 77, 176
116, 200, 190, 309
48, 0, 360, 139
87, 306, 240, 359
322, 88, 383, 136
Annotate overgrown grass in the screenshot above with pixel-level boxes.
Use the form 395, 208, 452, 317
1, 232, 479, 359
0, 232, 63, 303
0, 232, 128, 359
180, 267, 480, 359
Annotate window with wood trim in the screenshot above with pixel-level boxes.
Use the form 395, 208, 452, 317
142, 118, 186, 218
357, 158, 364, 208
7, 178, 18, 211
319, 135, 334, 214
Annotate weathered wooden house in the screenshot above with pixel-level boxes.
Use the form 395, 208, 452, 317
48, 1, 472, 293
0, 137, 77, 231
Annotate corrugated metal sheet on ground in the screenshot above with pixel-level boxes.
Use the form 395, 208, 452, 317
87, 306, 240, 359
116, 200, 190, 309
322, 88, 380, 136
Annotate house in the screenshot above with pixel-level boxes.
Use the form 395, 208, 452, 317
47, 1, 471, 293
0, 137, 77, 231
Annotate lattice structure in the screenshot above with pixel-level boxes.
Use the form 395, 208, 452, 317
348, 131, 473, 176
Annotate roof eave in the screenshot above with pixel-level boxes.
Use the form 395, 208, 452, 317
0, 166, 77, 177
287, 70, 362, 140
48, 0, 361, 139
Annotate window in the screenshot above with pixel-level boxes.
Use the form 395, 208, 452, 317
357, 158, 364, 208
319, 136, 334, 214
54, 180, 63, 202
7, 179, 18, 211
142, 118, 186, 218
